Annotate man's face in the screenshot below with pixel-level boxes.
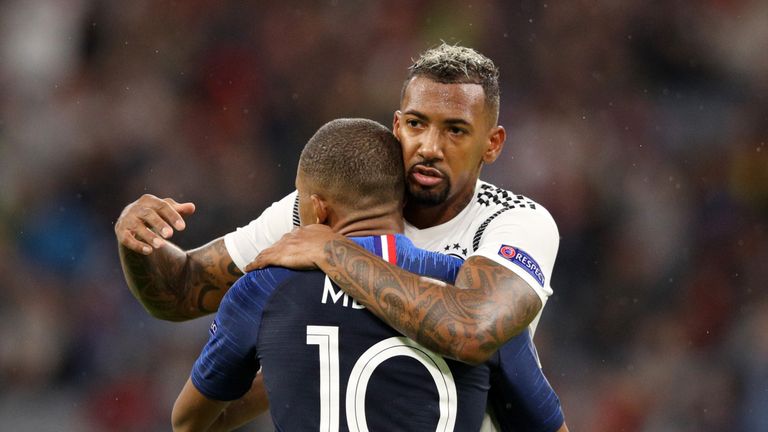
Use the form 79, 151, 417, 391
394, 76, 502, 208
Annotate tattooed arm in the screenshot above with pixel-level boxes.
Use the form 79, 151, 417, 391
250, 226, 541, 364
118, 238, 242, 321
116, 194, 242, 321
322, 238, 540, 364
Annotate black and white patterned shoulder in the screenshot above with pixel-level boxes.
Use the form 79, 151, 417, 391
292, 194, 301, 227
476, 183, 537, 210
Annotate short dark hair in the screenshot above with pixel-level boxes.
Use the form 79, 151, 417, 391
299, 118, 404, 209
402, 43, 500, 123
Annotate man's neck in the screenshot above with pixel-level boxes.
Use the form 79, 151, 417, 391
403, 183, 476, 229
334, 212, 404, 238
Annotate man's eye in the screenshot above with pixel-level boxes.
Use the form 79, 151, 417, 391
407, 119, 421, 127
449, 127, 466, 135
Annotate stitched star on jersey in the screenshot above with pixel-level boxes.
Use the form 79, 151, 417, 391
452, 243, 461, 250
443, 245, 450, 251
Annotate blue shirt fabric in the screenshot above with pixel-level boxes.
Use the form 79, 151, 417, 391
487, 330, 564, 432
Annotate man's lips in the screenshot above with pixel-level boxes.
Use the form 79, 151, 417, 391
410, 165, 445, 187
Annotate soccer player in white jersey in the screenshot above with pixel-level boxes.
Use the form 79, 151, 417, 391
116, 43, 568, 432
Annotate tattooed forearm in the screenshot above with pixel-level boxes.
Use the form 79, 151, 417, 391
184, 240, 242, 317
319, 239, 542, 364
118, 238, 242, 321
120, 241, 185, 319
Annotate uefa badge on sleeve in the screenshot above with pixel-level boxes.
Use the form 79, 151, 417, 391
498, 245, 546, 287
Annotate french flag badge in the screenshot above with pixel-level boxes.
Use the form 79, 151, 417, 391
373, 234, 397, 264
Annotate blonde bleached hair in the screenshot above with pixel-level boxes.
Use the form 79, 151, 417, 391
402, 43, 500, 122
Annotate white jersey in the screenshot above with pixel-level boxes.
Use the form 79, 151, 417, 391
224, 179, 559, 336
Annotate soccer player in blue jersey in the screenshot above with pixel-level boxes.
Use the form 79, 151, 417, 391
172, 119, 491, 431
119, 44, 568, 431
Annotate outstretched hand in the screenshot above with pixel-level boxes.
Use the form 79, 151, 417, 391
246, 224, 340, 272
115, 194, 196, 255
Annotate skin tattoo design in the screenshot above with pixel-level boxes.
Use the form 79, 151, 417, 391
319, 236, 540, 364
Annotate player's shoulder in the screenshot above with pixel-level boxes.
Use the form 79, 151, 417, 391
240, 265, 294, 286
473, 180, 554, 220
470, 180, 558, 238
227, 266, 299, 305
473, 181, 544, 212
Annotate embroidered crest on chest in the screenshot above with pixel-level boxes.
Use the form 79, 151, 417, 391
442, 243, 469, 258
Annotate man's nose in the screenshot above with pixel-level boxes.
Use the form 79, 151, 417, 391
417, 128, 444, 161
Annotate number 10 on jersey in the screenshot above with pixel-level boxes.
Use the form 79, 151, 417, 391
306, 325, 458, 432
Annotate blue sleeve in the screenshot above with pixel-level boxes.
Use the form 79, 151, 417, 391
486, 329, 564, 432
397, 246, 463, 283
190, 272, 271, 401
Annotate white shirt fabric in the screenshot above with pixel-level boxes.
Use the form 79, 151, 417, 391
224, 179, 559, 336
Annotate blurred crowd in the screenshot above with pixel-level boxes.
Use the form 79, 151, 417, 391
1, 0, 766, 430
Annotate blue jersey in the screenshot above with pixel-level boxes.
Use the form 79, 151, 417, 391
487, 331, 564, 432
191, 234, 489, 431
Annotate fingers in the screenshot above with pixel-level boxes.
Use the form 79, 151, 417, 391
117, 219, 167, 255
140, 205, 176, 240
117, 229, 153, 255
246, 226, 339, 272
245, 254, 266, 272
246, 243, 293, 272
155, 198, 195, 232
115, 194, 196, 254
134, 223, 168, 249
164, 198, 196, 229
245, 242, 293, 271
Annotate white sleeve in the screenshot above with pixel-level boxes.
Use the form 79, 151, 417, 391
469, 207, 560, 306
223, 191, 298, 272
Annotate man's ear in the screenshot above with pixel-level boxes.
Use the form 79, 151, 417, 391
392, 110, 402, 140
483, 125, 506, 164
310, 194, 329, 225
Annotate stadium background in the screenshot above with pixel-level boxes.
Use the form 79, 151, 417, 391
1, 1, 766, 430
